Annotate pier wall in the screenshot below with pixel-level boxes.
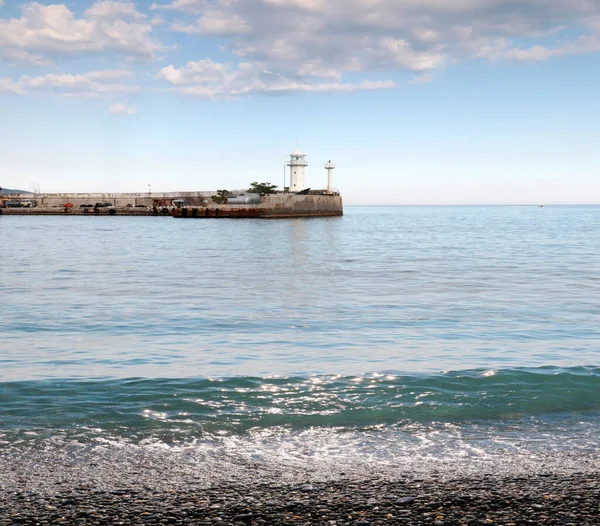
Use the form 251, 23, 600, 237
176, 194, 343, 218
259, 194, 343, 217
1, 192, 343, 218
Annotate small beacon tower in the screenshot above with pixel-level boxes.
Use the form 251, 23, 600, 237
288, 147, 308, 192
324, 160, 335, 194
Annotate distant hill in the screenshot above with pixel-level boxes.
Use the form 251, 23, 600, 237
0, 188, 32, 195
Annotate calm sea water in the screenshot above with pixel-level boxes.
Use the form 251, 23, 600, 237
1, 206, 600, 482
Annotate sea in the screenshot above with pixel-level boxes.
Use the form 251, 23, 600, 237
1, 205, 600, 488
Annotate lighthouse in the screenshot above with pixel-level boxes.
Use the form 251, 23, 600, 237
288, 147, 308, 192
324, 160, 335, 193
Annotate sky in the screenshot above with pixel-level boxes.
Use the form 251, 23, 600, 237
1, 0, 600, 204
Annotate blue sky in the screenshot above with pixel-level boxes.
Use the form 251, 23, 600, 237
1, 0, 599, 204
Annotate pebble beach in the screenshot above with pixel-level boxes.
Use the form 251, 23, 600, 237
2, 447, 599, 526
2, 472, 599, 525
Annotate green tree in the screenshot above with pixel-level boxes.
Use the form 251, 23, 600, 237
249, 182, 278, 195
211, 189, 230, 204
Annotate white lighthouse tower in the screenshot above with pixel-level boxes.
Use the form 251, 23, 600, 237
288, 147, 308, 192
324, 160, 335, 193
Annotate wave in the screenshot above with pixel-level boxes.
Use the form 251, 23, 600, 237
1, 366, 600, 439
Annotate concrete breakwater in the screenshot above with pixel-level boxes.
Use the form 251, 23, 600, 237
174, 194, 343, 218
0, 192, 343, 218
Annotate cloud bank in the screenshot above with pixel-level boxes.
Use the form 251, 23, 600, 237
1, 0, 600, 101
152, 0, 600, 96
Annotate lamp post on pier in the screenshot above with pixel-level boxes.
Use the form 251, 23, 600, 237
325, 160, 335, 194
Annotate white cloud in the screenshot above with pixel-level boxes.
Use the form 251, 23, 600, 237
109, 102, 136, 115
0, 47, 51, 66
150, 15, 165, 26
0, 2, 162, 65
377, 38, 445, 72
24, 73, 138, 95
151, 0, 207, 13
85, 1, 145, 20
156, 58, 395, 96
172, 10, 250, 35
85, 69, 135, 82
0, 78, 25, 94
2, 69, 138, 98
477, 33, 600, 62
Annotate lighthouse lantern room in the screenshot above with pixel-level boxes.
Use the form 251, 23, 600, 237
288, 148, 308, 192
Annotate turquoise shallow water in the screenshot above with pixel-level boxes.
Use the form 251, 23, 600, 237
1, 206, 599, 476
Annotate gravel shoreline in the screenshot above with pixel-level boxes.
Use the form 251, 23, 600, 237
2, 472, 599, 525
